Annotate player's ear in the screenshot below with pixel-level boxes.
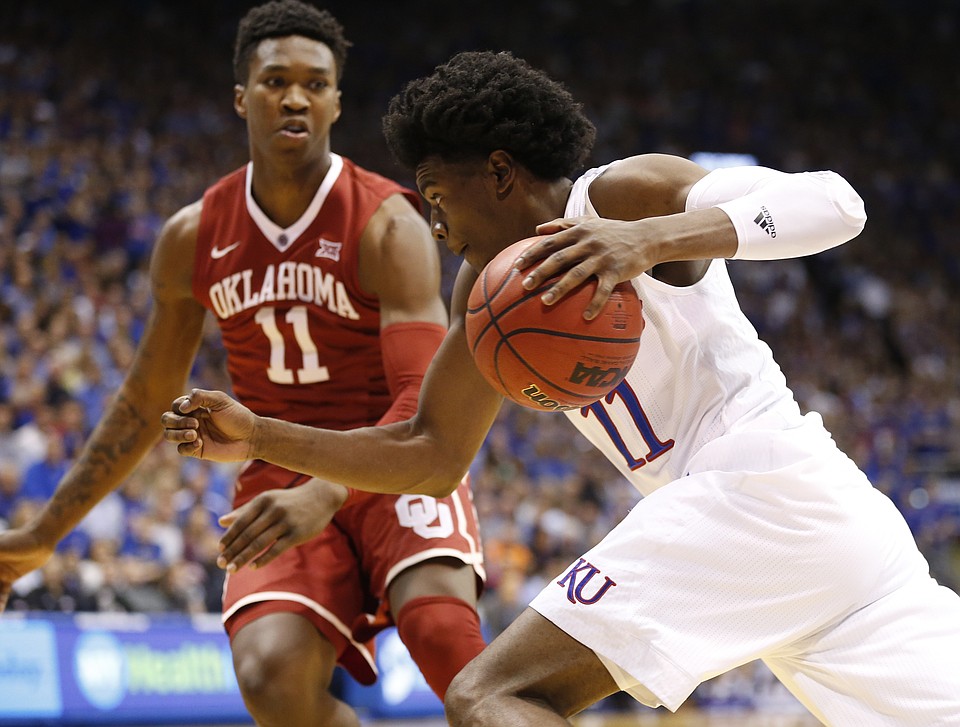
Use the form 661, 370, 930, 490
333, 89, 342, 124
234, 84, 248, 119
487, 150, 515, 200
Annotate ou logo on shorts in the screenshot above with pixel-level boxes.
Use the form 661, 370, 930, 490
395, 495, 454, 539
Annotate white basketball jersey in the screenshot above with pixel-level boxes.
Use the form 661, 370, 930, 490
563, 163, 806, 496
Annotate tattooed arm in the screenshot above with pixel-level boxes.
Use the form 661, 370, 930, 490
0, 201, 207, 610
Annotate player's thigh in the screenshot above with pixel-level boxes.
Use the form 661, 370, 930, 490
342, 478, 485, 601
449, 608, 619, 717
388, 557, 480, 614
222, 522, 378, 686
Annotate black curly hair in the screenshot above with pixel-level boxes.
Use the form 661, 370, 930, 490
233, 0, 351, 84
382, 51, 596, 180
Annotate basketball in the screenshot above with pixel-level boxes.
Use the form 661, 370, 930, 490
465, 236, 644, 412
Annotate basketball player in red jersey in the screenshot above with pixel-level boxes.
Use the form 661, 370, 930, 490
0, 2, 486, 725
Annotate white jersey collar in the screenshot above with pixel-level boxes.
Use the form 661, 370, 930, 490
244, 153, 344, 252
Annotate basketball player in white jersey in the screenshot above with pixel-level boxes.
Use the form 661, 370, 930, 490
161, 51, 960, 725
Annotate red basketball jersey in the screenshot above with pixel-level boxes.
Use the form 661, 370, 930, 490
194, 154, 420, 435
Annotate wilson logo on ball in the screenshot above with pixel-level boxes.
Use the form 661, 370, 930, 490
521, 384, 579, 412
465, 236, 644, 412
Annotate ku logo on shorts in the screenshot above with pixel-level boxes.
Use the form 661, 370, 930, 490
557, 558, 617, 605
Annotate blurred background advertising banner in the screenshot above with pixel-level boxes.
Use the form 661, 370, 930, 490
0, 613, 443, 725
0, 612, 249, 725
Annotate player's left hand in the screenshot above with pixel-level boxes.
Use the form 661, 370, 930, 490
216, 479, 350, 572
514, 217, 654, 319
0, 528, 55, 612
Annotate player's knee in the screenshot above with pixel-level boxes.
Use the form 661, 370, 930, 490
445, 661, 496, 727
233, 643, 298, 705
233, 629, 328, 711
446, 654, 530, 727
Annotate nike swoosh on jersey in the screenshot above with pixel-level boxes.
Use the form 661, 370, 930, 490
211, 242, 241, 259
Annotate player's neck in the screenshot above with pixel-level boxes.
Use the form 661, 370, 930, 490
250, 154, 331, 228
526, 177, 574, 225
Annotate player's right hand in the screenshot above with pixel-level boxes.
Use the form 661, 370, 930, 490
161, 389, 257, 463
215, 479, 350, 572
0, 528, 55, 612
517, 217, 651, 320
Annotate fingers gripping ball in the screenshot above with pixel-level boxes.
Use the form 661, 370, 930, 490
465, 236, 644, 412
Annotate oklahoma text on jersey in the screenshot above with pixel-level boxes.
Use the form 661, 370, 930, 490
208, 261, 360, 321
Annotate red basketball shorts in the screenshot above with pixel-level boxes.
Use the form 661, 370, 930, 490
221, 464, 485, 685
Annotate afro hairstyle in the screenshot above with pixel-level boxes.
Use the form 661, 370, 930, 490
382, 50, 596, 180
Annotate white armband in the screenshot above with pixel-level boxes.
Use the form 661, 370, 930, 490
685, 166, 867, 260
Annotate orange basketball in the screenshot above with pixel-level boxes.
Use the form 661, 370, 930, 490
465, 236, 644, 412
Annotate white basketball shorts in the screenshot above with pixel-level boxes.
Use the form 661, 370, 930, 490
530, 422, 960, 725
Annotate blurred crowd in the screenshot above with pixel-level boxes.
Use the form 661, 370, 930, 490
1, 0, 958, 713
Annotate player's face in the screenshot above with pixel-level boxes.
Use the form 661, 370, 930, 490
416, 156, 531, 272
235, 35, 342, 163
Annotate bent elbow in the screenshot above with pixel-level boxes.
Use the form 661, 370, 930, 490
423, 482, 459, 499
420, 465, 470, 499
817, 171, 867, 235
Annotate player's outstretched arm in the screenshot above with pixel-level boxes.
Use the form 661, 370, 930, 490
164, 264, 505, 500
163, 326, 500, 497
0, 204, 206, 611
